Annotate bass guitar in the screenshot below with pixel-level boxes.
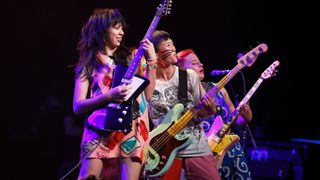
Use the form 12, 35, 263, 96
206, 60, 280, 167
144, 43, 268, 177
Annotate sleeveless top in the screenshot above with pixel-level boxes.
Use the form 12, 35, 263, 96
200, 82, 230, 133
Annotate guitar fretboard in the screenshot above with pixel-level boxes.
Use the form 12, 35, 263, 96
238, 77, 263, 109
202, 64, 242, 109
228, 77, 264, 126
123, 16, 161, 82
168, 64, 243, 136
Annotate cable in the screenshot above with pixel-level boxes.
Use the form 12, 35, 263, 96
59, 138, 102, 180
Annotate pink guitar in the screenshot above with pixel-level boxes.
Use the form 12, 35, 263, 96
206, 60, 280, 167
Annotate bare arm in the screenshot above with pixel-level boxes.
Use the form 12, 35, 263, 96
144, 60, 157, 101
198, 85, 216, 118
73, 76, 129, 115
140, 39, 157, 101
188, 70, 216, 118
220, 87, 252, 127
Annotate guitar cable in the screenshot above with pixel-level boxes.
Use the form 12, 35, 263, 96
59, 137, 102, 180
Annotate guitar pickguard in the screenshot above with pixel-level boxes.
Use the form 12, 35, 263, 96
104, 65, 150, 133
144, 103, 192, 177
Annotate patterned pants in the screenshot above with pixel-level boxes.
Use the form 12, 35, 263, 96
219, 143, 252, 180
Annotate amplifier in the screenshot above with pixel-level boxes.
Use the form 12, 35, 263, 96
245, 141, 306, 180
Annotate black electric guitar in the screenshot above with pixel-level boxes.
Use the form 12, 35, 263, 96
144, 43, 268, 177
104, 0, 172, 132
207, 60, 280, 167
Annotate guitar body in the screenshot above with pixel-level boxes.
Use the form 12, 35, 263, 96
104, 65, 150, 132
214, 134, 240, 168
206, 116, 240, 167
213, 134, 240, 155
104, 100, 133, 132
144, 103, 192, 177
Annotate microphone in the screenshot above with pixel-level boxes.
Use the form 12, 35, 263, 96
210, 70, 230, 76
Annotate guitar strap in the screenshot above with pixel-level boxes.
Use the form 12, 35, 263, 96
84, 119, 113, 137
178, 68, 188, 107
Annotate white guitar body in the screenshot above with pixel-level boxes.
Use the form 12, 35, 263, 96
206, 115, 240, 168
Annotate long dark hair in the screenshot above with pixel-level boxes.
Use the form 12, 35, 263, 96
75, 8, 130, 79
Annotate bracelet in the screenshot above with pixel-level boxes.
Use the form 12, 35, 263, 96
147, 61, 157, 69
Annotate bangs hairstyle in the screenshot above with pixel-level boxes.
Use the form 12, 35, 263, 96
75, 8, 128, 79
93, 8, 127, 29
87, 8, 127, 49
150, 30, 171, 52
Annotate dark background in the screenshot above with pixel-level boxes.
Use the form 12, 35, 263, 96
3, 0, 318, 179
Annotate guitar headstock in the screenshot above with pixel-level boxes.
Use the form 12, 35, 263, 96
156, 0, 172, 16
261, 60, 280, 79
237, 43, 268, 69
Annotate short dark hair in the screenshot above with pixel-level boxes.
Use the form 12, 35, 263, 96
150, 30, 171, 52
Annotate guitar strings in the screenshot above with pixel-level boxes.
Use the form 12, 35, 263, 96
144, 111, 194, 170
146, 111, 193, 161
